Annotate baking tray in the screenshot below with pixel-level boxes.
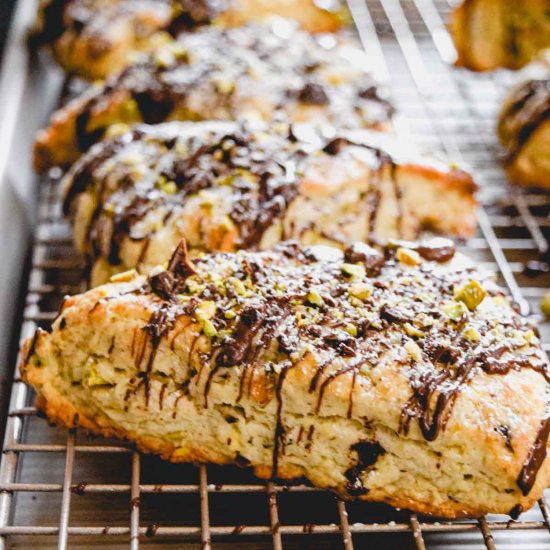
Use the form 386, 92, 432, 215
0, 0, 549, 548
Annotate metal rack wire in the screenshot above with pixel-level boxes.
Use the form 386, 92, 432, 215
0, 0, 549, 548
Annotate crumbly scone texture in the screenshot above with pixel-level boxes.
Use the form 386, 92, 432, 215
21, 240, 550, 518
34, 21, 392, 172
451, 0, 550, 71
33, 0, 347, 80
498, 55, 550, 189
60, 120, 477, 286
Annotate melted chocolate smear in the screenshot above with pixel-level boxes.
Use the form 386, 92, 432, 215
168, 239, 198, 279
297, 82, 330, 105
216, 305, 266, 367
344, 441, 385, 497
517, 409, 550, 496
344, 242, 385, 275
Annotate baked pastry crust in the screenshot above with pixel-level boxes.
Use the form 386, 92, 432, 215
20, 239, 550, 518
33, 0, 347, 80
498, 54, 550, 188
60, 121, 477, 286
34, 21, 393, 172
451, 0, 550, 71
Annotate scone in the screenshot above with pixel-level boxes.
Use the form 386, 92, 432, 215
498, 53, 550, 188
60, 120, 477, 286
34, 21, 393, 172
451, 0, 550, 71
20, 239, 550, 518
32, 0, 347, 80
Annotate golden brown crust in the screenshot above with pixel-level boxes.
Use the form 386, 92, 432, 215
451, 0, 550, 71
20, 242, 550, 518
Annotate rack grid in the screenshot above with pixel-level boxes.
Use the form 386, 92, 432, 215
1, 0, 549, 548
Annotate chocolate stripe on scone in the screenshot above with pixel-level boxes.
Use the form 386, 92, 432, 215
34, 21, 392, 172
60, 121, 476, 286
21, 240, 550, 517
32, 0, 347, 80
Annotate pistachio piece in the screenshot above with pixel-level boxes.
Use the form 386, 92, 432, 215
405, 340, 422, 361
463, 326, 481, 342
442, 301, 469, 322
340, 263, 366, 279
109, 269, 137, 283
404, 323, 425, 338
202, 320, 218, 338
195, 301, 216, 321
306, 291, 325, 307
454, 280, 487, 311
541, 293, 550, 319
396, 247, 421, 266
348, 282, 372, 301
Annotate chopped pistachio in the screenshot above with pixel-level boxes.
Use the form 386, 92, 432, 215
202, 320, 218, 338
442, 301, 469, 322
463, 326, 481, 342
109, 269, 137, 283
213, 78, 235, 94
231, 278, 247, 295
195, 301, 216, 321
349, 282, 372, 301
306, 291, 325, 307
157, 177, 177, 195
105, 123, 130, 139
186, 279, 203, 294
217, 174, 234, 186
333, 310, 344, 320
396, 247, 420, 266
523, 329, 536, 343
340, 263, 366, 279
541, 293, 550, 319
405, 340, 422, 361
344, 324, 358, 337
454, 280, 487, 311
404, 323, 424, 338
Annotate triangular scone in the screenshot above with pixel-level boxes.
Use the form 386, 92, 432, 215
33, 21, 392, 172
21, 240, 550, 518
32, 0, 347, 80
60, 121, 476, 286
451, 0, 550, 71
498, 53, 550, 189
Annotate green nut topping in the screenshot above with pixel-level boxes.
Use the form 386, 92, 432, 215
404, 323, 425, 338
396, 247, 420, 266
349, 283, 372, 301
454, 280, 487, 311
541, 292, 550, 319
340, 263, 366, 279
202, 320, 218, 339
157, 177, 177, 195
195, 301, 216, 321
442, 301, 469, 322
306, 291, 325, 307
463, 326, 481, 342
344, 324, 358, 337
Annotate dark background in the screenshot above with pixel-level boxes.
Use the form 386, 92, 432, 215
0, 0, 16, 58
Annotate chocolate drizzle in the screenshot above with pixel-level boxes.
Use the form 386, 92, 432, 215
45, 20, 393, 171
63, 119, 430, 278
501, 79, 550, 163
517, 406, 550, 496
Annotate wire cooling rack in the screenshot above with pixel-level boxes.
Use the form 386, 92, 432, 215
1, 0, 549, 548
